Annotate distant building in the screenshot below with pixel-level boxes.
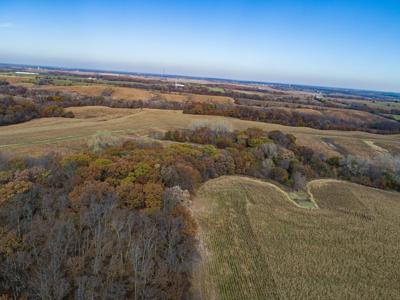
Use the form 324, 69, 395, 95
315, 93, 324, 100
15, 71, 38, 75
175, 80, 185, 88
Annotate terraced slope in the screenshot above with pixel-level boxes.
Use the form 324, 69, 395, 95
194, 176, 400, 300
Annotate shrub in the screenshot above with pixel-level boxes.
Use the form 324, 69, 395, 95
268, 130, 296, 148
0, 180, 33, 203
161, 162, 202, 193
190, 119, 210, 130
292, 172, 306, 190
116, 182, 145, 209
162, 186, 190, 213
61, 154, 92, 170
326, 156, 341, 167
40, 105, 65, 117
271, 167, 289, 184
0, 171, 13, 184
190, 119, 232, 134
248, 136, 271, 147
101, 87, 114, 97
211, 121, 233, 134
261, 143, 278, 159
144, 183, 163, 208
120, 162, 157, 185
87, 131, 120, 153
172, 204, 198, 236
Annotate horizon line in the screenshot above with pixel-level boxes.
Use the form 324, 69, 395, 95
1, 61, 400, 96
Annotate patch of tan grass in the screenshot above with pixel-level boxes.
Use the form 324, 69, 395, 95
67, 106, 139, 120
0, 75, 35, 87
35, 85, 107, 97
364, 140, 388, 154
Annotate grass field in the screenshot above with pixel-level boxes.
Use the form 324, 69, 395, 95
348, 98, 400, 110
387, 114, 400, 121
33, 83, 235, 104
1, 107, 399, 156
193, 176, 400, 300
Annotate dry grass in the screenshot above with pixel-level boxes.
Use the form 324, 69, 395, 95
34, 84, 234, 104
193, 176, 400, 300
278, 106, 385, 124
325, 108, 385, 123
67, 106, 136, 120
0, 107, 399, 156
327, 137, 393, 159
162, 93, 234, 104
364, 140, 389, 154
35, 85, 153, 100
0, 74, 35, 87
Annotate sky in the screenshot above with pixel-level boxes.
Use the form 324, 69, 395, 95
0, 0, 399, 92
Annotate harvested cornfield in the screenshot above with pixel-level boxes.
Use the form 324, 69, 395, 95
194, 176, 400, 300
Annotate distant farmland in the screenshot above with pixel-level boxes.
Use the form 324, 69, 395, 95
194, 176, 400, 300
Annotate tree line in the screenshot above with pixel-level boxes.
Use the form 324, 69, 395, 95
0, 96, 74, 126
183, 103, 400, 134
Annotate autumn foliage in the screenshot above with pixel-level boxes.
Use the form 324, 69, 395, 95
0, 126, 399, 298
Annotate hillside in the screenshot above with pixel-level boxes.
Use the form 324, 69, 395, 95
1, 107, 400, 157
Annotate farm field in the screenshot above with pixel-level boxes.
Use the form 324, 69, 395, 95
0, 75, 235, 104
1, 107, 400, 157
193, 176, 400, 300
36, 84, 235, 104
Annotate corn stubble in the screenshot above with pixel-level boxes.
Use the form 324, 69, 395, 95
195, 177, 400, 300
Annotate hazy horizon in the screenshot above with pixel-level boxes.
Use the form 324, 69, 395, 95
1, 0, 399, 92
3, 61, 400, 95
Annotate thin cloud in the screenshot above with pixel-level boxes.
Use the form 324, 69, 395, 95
0, 22, 13, 28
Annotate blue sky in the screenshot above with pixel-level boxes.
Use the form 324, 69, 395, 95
0, 0, 399, 92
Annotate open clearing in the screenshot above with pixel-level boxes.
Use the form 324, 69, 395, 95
193, 176, 400, 300
0, 106, 400, 156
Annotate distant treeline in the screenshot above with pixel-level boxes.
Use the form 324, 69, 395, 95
42, 74, 400, 117
0, 81, 183, 126
1, 80, 399, 133
0, 97, 74, 125
183, 103, 400, 134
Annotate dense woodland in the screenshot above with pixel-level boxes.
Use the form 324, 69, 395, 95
0, 139, 199, 299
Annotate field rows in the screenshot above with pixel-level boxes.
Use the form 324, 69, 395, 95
194, 176, 400, 299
